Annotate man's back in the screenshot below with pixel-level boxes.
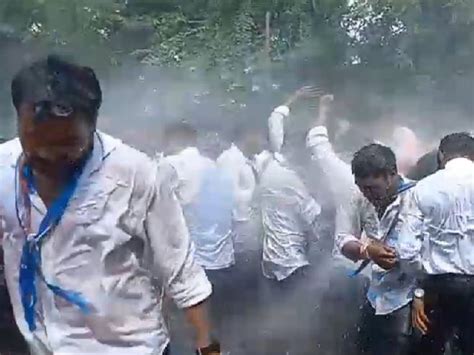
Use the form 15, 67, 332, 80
258, 154, 321, 280
414, 157, 474, 274
166, 147, 235, 270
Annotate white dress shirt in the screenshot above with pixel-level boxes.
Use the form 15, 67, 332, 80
306, 125, 363, 270
165, 147, 235, 270
0, 133, 212, 355
398, 157, 474, 275
306, 125, 359, 209
256, 151, 321, 281
335, 183, 417, 315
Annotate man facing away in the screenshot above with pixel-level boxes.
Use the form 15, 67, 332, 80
335, 144, 418, 355
162, 124, 235, 349
0, 56, 220, 355
398, 132, 474, 355
242, 89, 321, 354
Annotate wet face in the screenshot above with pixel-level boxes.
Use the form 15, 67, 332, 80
18, 103, 94, 179
355, 173, 397, 206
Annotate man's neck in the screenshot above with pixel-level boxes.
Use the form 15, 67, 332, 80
32, 171, 67, 207
376, 175, 402, 216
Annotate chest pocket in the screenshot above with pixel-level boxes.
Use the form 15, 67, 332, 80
72, 175, 122, 225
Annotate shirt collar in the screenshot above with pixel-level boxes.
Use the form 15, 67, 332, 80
81, 131, 118, 178
445, 157, 473, 170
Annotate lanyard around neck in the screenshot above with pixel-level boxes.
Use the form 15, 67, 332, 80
15, 153, 91, 332
350, 179, 417, 278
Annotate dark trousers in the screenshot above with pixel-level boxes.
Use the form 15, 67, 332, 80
206, 266, 237, 335
257, 266, 315, 355
0, 290, 28, 354
358, 301, 415, 355
416, 274, 474, 355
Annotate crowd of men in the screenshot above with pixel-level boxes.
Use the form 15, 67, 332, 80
0, 55, 472, 355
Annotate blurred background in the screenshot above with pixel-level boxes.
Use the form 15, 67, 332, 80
0, 0, 472, 151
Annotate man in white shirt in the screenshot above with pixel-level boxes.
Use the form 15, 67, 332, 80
1, 56, 220, 355
163, 124, 235, 272
163, 124, 235, 350
307, 96, 418, 354
252, 88, 323, 283
397, 132, 474, 355
246, 89, 322, 354
216, 128, 260, 331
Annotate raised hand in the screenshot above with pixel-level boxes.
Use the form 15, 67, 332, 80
284, 86, 323, 107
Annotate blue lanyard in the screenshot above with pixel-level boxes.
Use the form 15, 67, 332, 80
15, 157, 91, 331
349, 179, 416, 278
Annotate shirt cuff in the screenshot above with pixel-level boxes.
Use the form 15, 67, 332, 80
172, 273, 213, 309
273, 105, 290, 117
306, 125, 329, 148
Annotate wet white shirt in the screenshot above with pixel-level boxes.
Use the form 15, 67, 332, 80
165, 147, 235, 270
398, 157, 474, 275
335, 183, 417, 315
0, 133, 212, 355
217, 144, 255, 223
306, 125, 362, 269
306, 125, 416, 313
256, 151, 321, 281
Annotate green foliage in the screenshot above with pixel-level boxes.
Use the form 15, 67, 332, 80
0, 0, 472, 118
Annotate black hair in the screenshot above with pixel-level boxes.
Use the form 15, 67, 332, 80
351, 143, 398, 179
11, 55, 102, 125
406, 150, 438, 180
439, 132, 474, 160
164, 121, 197, 140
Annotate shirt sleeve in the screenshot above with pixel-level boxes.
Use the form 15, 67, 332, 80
145, 162, 212, 309
397, 191, 425, 274
268, 105, 290, 153
335, 192, 364, 253
306, 125, 357, 209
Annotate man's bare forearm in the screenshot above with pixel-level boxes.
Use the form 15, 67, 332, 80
184, 299, 213, 348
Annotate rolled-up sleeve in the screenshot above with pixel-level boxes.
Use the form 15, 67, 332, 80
335, 192, 363, 253
145, 162, 212, 309
268, 105, 290, 153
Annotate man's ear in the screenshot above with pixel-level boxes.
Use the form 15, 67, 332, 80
437, 151, 444, 169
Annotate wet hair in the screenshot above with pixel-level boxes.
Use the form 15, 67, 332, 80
406, 150, 438, 180
351, 143, 397, 179
199, 132, 227, 160
439, 132, 474, 160
232, 123, 262, 142
164, 121, 197, 139
163, 121, 198, 148
11, 55, 102, 125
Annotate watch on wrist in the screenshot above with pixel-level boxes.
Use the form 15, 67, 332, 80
414, 288, 425, 299
196, 340, 221, 355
